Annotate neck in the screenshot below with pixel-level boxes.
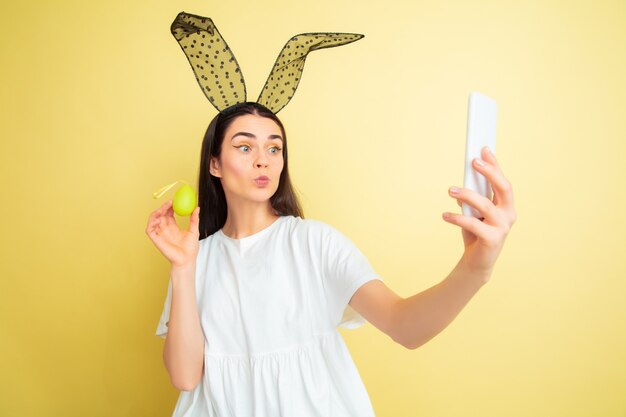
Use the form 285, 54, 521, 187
221, 199, 280, 239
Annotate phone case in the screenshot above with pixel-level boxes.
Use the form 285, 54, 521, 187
463, 92, 498, 218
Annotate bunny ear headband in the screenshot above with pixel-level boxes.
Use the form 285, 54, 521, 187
171, 12, 364, 113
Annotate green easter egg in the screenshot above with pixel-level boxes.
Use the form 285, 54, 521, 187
172, 184, 197, 216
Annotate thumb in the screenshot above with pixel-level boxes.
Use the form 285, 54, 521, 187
188, 206, 200, 234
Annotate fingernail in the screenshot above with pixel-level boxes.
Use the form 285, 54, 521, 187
483, 146, 491, 154
443, 212, 451, 220
449, 187, 460, 195
474, 158, 486, 167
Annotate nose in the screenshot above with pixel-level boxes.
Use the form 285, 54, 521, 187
254, 152, 269, 169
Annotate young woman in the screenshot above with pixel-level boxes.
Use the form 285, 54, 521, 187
145, 102, 516, 417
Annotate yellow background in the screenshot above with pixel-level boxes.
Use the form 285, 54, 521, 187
1, 0, 624, 416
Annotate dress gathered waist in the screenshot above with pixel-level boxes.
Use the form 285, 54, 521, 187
204, 328, 339, 360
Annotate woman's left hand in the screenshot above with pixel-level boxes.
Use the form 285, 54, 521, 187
443, 146, 517, 279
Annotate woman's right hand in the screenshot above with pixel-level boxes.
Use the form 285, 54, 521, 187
145, 200, 200, 268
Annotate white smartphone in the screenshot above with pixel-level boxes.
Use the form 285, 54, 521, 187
463, 92, 498, 218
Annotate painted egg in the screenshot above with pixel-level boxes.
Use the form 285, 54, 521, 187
172, 184, 197, 216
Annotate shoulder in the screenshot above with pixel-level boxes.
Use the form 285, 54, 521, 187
281, 215, 341, 236
198, 232, 217, 248
197, 231, 220, 259
280, 215, 352, 247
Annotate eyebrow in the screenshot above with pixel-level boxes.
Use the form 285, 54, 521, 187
231, 132, 283, 142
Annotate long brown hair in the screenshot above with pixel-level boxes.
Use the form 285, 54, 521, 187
197, 102, 304, 239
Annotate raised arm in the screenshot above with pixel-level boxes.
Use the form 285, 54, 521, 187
349, 259, 488, 349
350, 146, 516, 349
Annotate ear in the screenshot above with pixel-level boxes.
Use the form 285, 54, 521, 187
171, 13, 247, 111
257, 32, 364, 113
209, 157, 222, 178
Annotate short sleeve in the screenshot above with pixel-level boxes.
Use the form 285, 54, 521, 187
155, 278, 172, 339
320, 224, 383, 330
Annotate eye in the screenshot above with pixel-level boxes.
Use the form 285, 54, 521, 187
269, 146, 282, 154
235, 145, 251, 152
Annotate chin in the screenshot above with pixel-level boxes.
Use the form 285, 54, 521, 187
246, 188, 279, 203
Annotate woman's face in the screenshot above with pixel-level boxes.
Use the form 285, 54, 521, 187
210, 114, 285, 206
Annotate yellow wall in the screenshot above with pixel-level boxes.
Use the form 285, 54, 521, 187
1, 0, 624, 416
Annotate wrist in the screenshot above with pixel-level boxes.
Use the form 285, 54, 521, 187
170, 262, 196, 278
458, 256, 493, 286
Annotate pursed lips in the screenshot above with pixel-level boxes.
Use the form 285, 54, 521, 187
253, 176, 271, 187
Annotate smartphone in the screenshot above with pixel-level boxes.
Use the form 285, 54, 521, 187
463, 92, 497, 218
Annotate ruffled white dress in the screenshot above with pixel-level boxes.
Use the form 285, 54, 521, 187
156, 215, 383, 416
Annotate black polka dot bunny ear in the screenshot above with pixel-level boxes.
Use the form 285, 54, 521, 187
171, 12, 247, 111
257, 33, 364, 113
171, 12, 364, 114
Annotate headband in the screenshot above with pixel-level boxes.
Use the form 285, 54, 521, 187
171, 12, 364, 113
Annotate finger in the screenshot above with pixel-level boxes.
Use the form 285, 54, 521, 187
147, 200, 175, 237
157, 199, 173, 216
449, 186, 499, 224
146, 217, 164, 238
442, 211, 491, 240
188, 206, 200, 235
161, 213, 179, 237
148, 199, 173, 223
472, 153, 514, 210
481, 146, 501, 170
147, 211, 164, 233
146, 218, 161, 233
158, 215, 167, 232
164, 206, 176, 227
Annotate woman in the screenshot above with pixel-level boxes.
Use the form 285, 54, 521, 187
145, 101, 516, 416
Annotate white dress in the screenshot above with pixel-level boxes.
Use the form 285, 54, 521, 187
156, 215, 383, 417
